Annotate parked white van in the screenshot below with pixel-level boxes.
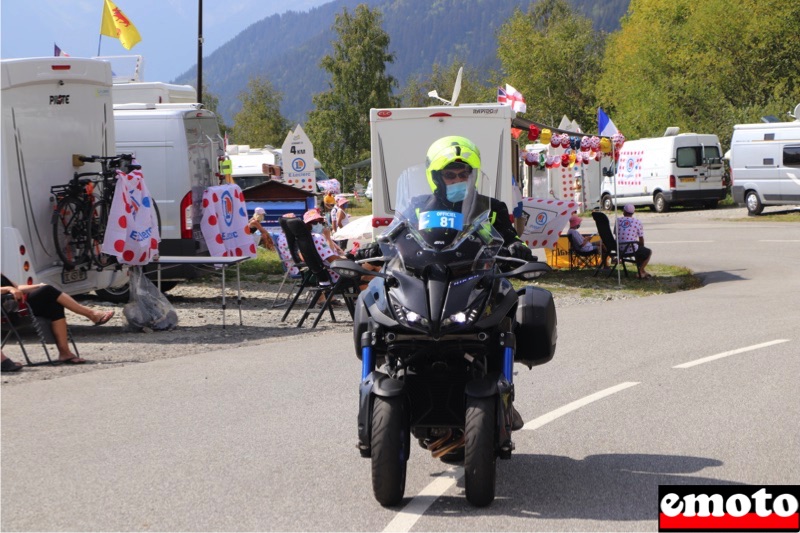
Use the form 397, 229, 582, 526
730, 107, 800, 215
1, 57, 127, 294
601, 131, 726, 212
110, 103, 224, 300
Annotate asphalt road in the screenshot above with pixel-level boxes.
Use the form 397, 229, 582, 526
2, 211, 798, 532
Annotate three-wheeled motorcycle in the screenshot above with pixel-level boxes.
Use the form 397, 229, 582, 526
332, 164, 557, 507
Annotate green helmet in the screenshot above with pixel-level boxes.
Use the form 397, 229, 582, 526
425, 136, 482, 197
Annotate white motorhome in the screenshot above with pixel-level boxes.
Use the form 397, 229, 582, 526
112, 81, 196, 105
111, 103, 223, 299
1, 57, 127, 294
730, 106, 800, 215
369, 103, 518, 234
602, 131, 726, 212
226, 144, 281, 190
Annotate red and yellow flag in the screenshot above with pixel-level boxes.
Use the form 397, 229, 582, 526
100, 0, 141, 50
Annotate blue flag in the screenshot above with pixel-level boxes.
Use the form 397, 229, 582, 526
598, 107, 618, 137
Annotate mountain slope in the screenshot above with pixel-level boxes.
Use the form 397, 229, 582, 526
175, 0, 628, 125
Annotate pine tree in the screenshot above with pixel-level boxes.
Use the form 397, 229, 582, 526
231, 77, 290, 147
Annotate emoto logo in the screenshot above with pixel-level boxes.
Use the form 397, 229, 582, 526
221, 190, 234, 227
291, 158, 306, 172
658, 485, 799, 532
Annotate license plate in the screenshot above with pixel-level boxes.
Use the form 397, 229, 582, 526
680, 177, 696, 183
61, 268, 87, 284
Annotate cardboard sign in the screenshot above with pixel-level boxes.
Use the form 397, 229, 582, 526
281, 124, 316, 192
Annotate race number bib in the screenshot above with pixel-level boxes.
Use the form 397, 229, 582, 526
419, 210, 464, 231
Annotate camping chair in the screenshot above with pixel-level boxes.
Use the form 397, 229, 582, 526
1, 300, 79, 366
282, 216, 358, 328
278, 217, 322, 321
591, 211, 638, 278
270, 230, 304, 308
567, 233, 600, 270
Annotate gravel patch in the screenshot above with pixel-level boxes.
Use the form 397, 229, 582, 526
1, 278, 612, 386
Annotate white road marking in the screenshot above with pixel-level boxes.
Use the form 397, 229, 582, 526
673, 339, 791, 369
382, 381, 640, 532
522, 381, 640, 430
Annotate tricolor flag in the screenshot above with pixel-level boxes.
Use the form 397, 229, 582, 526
54, 43, 70, 57
100, 0, 142, 50
498, 84, 526, 113
598, 107, 619, 137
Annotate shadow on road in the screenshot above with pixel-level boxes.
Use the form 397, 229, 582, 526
427, 453, 737, 522
693, 269, 748, 285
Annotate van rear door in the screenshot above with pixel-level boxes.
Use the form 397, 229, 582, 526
183, 111, 222, 254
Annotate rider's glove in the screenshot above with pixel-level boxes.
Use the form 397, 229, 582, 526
355, 242, 381, 261
507, 241, 534, 261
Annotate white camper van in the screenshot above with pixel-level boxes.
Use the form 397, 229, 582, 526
111, 103, 223, 299
602, 132, 726, 212
1, 57, 127, 294
226, 145, 281, 190
730, 108, 800, 215
370, 103, 518, 234
112, 81, 196, 105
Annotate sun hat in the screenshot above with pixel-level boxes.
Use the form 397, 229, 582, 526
623, 204, 635, 214
254, 207, 265, 216
336, 196, 348, 207
569, 215, 582, 228
303, 209, 324, 224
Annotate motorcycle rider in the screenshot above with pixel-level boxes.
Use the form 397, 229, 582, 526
357, 135, 530, 429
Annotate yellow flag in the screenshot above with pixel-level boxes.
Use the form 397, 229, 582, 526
100, 0, 141, 50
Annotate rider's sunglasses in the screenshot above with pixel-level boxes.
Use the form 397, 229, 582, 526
442, 169, 471, 181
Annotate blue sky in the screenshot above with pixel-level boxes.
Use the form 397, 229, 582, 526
1, 0, 329, 83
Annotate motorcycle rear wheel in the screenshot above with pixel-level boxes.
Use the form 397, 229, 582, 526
371, 395, 409, 507
464, 396, 497, 507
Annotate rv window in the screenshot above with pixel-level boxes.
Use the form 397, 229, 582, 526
785, 145, 800, 167
676, 147, 701, 168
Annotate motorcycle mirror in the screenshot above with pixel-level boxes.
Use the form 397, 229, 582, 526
495, 261, 551, 280
330, 259, 388, 280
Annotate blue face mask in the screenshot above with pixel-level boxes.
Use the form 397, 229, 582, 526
311, 223, 324, 234
446, 182, 468, 202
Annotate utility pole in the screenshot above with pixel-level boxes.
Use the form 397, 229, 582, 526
197, 0, 203, 104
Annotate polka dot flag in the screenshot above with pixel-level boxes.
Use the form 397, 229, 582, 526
200, 184, 257, 259
519, 197, 578, 249
101, 166, 161, 265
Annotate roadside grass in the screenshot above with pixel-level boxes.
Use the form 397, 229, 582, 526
521, 263, 703, 299
232, 247, 702, 300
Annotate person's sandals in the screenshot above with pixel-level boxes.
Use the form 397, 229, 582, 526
93, 310, 115, 326
1, 358, 24, 373
58, 356, 87, 365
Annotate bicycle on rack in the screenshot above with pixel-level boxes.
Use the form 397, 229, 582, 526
50, 154, 139, 270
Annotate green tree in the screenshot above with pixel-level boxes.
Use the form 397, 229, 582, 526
496, 0, 605, 132
305, 5, 399, 176
231, 77, 290, 147
201, 84, 228, 135
596, 0, 800, 147
399, 62, 495, 107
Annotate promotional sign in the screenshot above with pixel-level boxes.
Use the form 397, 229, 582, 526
199, 184, 257, 258
102, 167, 161, 265
281, 124, 316, 192
519, 197, 578, 249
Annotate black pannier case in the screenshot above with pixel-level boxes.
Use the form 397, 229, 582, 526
514, 286, 557, 368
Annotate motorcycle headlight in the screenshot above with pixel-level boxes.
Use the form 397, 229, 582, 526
390, 298, 430, 328
441, 300, 483, 329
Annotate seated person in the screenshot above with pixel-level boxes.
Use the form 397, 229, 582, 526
567, 215, 600, 254
248, 207, 275, 251
1, 274, 115, 364
615, 204, 653, 278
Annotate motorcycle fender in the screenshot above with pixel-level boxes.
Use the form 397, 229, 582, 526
357, 372, 405, 457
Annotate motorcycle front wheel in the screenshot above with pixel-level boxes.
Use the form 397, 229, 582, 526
464, 396, 497, 507
370, 395, 409, 507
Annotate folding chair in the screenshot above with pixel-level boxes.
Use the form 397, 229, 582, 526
567, 233, 600, 270
1, 300, 79, 366
282, 216, 358, 328
591, 211, 638, 278
270, 230, 304, 308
